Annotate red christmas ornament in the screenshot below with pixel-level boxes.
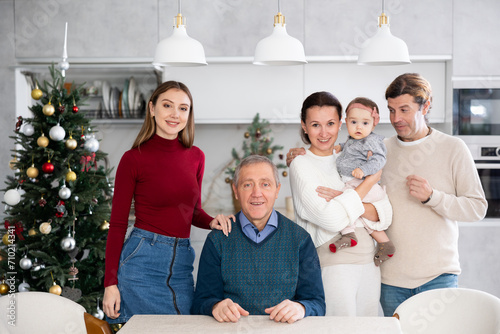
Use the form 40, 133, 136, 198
42, 162, 55, 173
39, 198, 47, 207
58, 104, 66, 113
72, 106, 79, 113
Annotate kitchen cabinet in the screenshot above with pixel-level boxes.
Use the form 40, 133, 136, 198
164, 59, 448, 124
15, 62, 160, 123
16, 59, 449, 125
303, 61, 448, 123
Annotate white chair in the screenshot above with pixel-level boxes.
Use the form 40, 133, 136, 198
0, 291, 112, 334
393, 288, 500, 334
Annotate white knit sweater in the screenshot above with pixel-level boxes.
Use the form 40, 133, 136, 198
289, 150, 393, 248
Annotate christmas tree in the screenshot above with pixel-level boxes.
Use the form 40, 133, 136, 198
225, 113, 287, 183
0, 64, 112, 317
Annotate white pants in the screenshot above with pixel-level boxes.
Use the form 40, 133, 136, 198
322, 263, 381, 316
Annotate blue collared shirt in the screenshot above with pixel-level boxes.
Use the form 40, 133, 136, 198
239, 210, 278, 243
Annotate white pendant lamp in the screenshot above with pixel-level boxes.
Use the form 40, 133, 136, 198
357, 0, 410, 66
153, 0, 207, 67
253, 0, 307, 66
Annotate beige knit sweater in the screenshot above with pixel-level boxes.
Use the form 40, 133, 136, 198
381, 129, 487, 288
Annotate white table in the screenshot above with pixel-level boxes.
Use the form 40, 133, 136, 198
117, 315, 402, 334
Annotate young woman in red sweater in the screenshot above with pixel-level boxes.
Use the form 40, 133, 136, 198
103, 81, 234, 324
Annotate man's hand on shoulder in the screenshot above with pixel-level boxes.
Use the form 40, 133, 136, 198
265, 299, 305, 324
212, 298, 249, 323
286, 147, 306, 167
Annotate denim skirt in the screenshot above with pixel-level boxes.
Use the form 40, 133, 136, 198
107, 227, 195, 324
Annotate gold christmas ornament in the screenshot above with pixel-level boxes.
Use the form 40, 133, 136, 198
0, 282, 8, 295
39, 221, 52, 234
66, 168, 77, 182
9, 157, 18, 170
225, 177, 231, 184
65, 136, 78, 150
244, 132, 250, 138
2, 233, 10, 246
31, 84, 43, 100
99, 220, 110, 231
28, 228, 37, 237
282, 171, 288, 177
37, 133, 49, 148
266, 148, 273, 155
27, 165, 39, 178
49, 282, 62, 295
43, 102, 55, 116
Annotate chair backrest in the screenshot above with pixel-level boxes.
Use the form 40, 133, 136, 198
393, 288, 500, 334
0, 291, 111, 334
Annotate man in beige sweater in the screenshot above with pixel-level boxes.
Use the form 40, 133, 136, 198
380, 73, 488, 316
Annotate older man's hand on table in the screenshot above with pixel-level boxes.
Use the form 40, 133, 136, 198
212, 298, 249, 323
265, 299, 305, 324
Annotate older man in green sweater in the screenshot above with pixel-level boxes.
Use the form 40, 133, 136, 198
191, 155, 325, 323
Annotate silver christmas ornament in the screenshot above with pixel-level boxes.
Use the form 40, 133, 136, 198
59, 185, 71, 200
18, 282, 30, 292
49, 123, 66, 141
31, 259, 45, 272
61, 233, 76, 252
93, 298, 104, 319
83, 137, 99, 152
3, 189, 21, 206
93, 307, 104, 320
19, 255, 32, 270
23, 124, 35, 136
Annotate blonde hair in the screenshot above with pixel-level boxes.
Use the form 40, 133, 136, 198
132, 81, 195, 149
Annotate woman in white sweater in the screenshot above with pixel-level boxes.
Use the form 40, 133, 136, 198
288, 91, 393, 316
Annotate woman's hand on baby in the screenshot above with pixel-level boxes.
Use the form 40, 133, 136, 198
210, 214, 235, 236
316, 186, 343, 202
334, 145, 342, 153
286, 147, 306, 166
352, 168, 365, 179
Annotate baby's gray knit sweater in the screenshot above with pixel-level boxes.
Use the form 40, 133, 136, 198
336, 132, 387, 179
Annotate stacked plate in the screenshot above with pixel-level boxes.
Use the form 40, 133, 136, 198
101, 77, 145, 119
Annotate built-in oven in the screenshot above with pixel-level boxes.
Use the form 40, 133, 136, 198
453, 88, 500, 136
464, 141, 500, 219
453, 88, 500, 219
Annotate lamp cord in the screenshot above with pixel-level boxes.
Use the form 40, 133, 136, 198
382, 0, 385, 13
278, 0, 281, 13
178, 0, 181, 14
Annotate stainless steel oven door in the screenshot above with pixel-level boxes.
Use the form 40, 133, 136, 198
476, 162, 500, 218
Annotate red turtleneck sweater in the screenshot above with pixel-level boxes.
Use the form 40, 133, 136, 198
104, 135, 213, 287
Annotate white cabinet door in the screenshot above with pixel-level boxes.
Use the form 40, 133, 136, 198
163, 63, 304, 123
304, 62, 447, 123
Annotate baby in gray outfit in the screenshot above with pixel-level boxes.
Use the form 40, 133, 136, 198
333, 97, 395, 266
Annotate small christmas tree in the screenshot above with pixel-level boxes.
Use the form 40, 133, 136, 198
225, 113, 287, 183
0, 64, 112, 316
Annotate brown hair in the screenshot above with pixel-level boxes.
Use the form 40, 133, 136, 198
132, 81, 195, 149
300, 91, 343, 145
385, 73, 432, 122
